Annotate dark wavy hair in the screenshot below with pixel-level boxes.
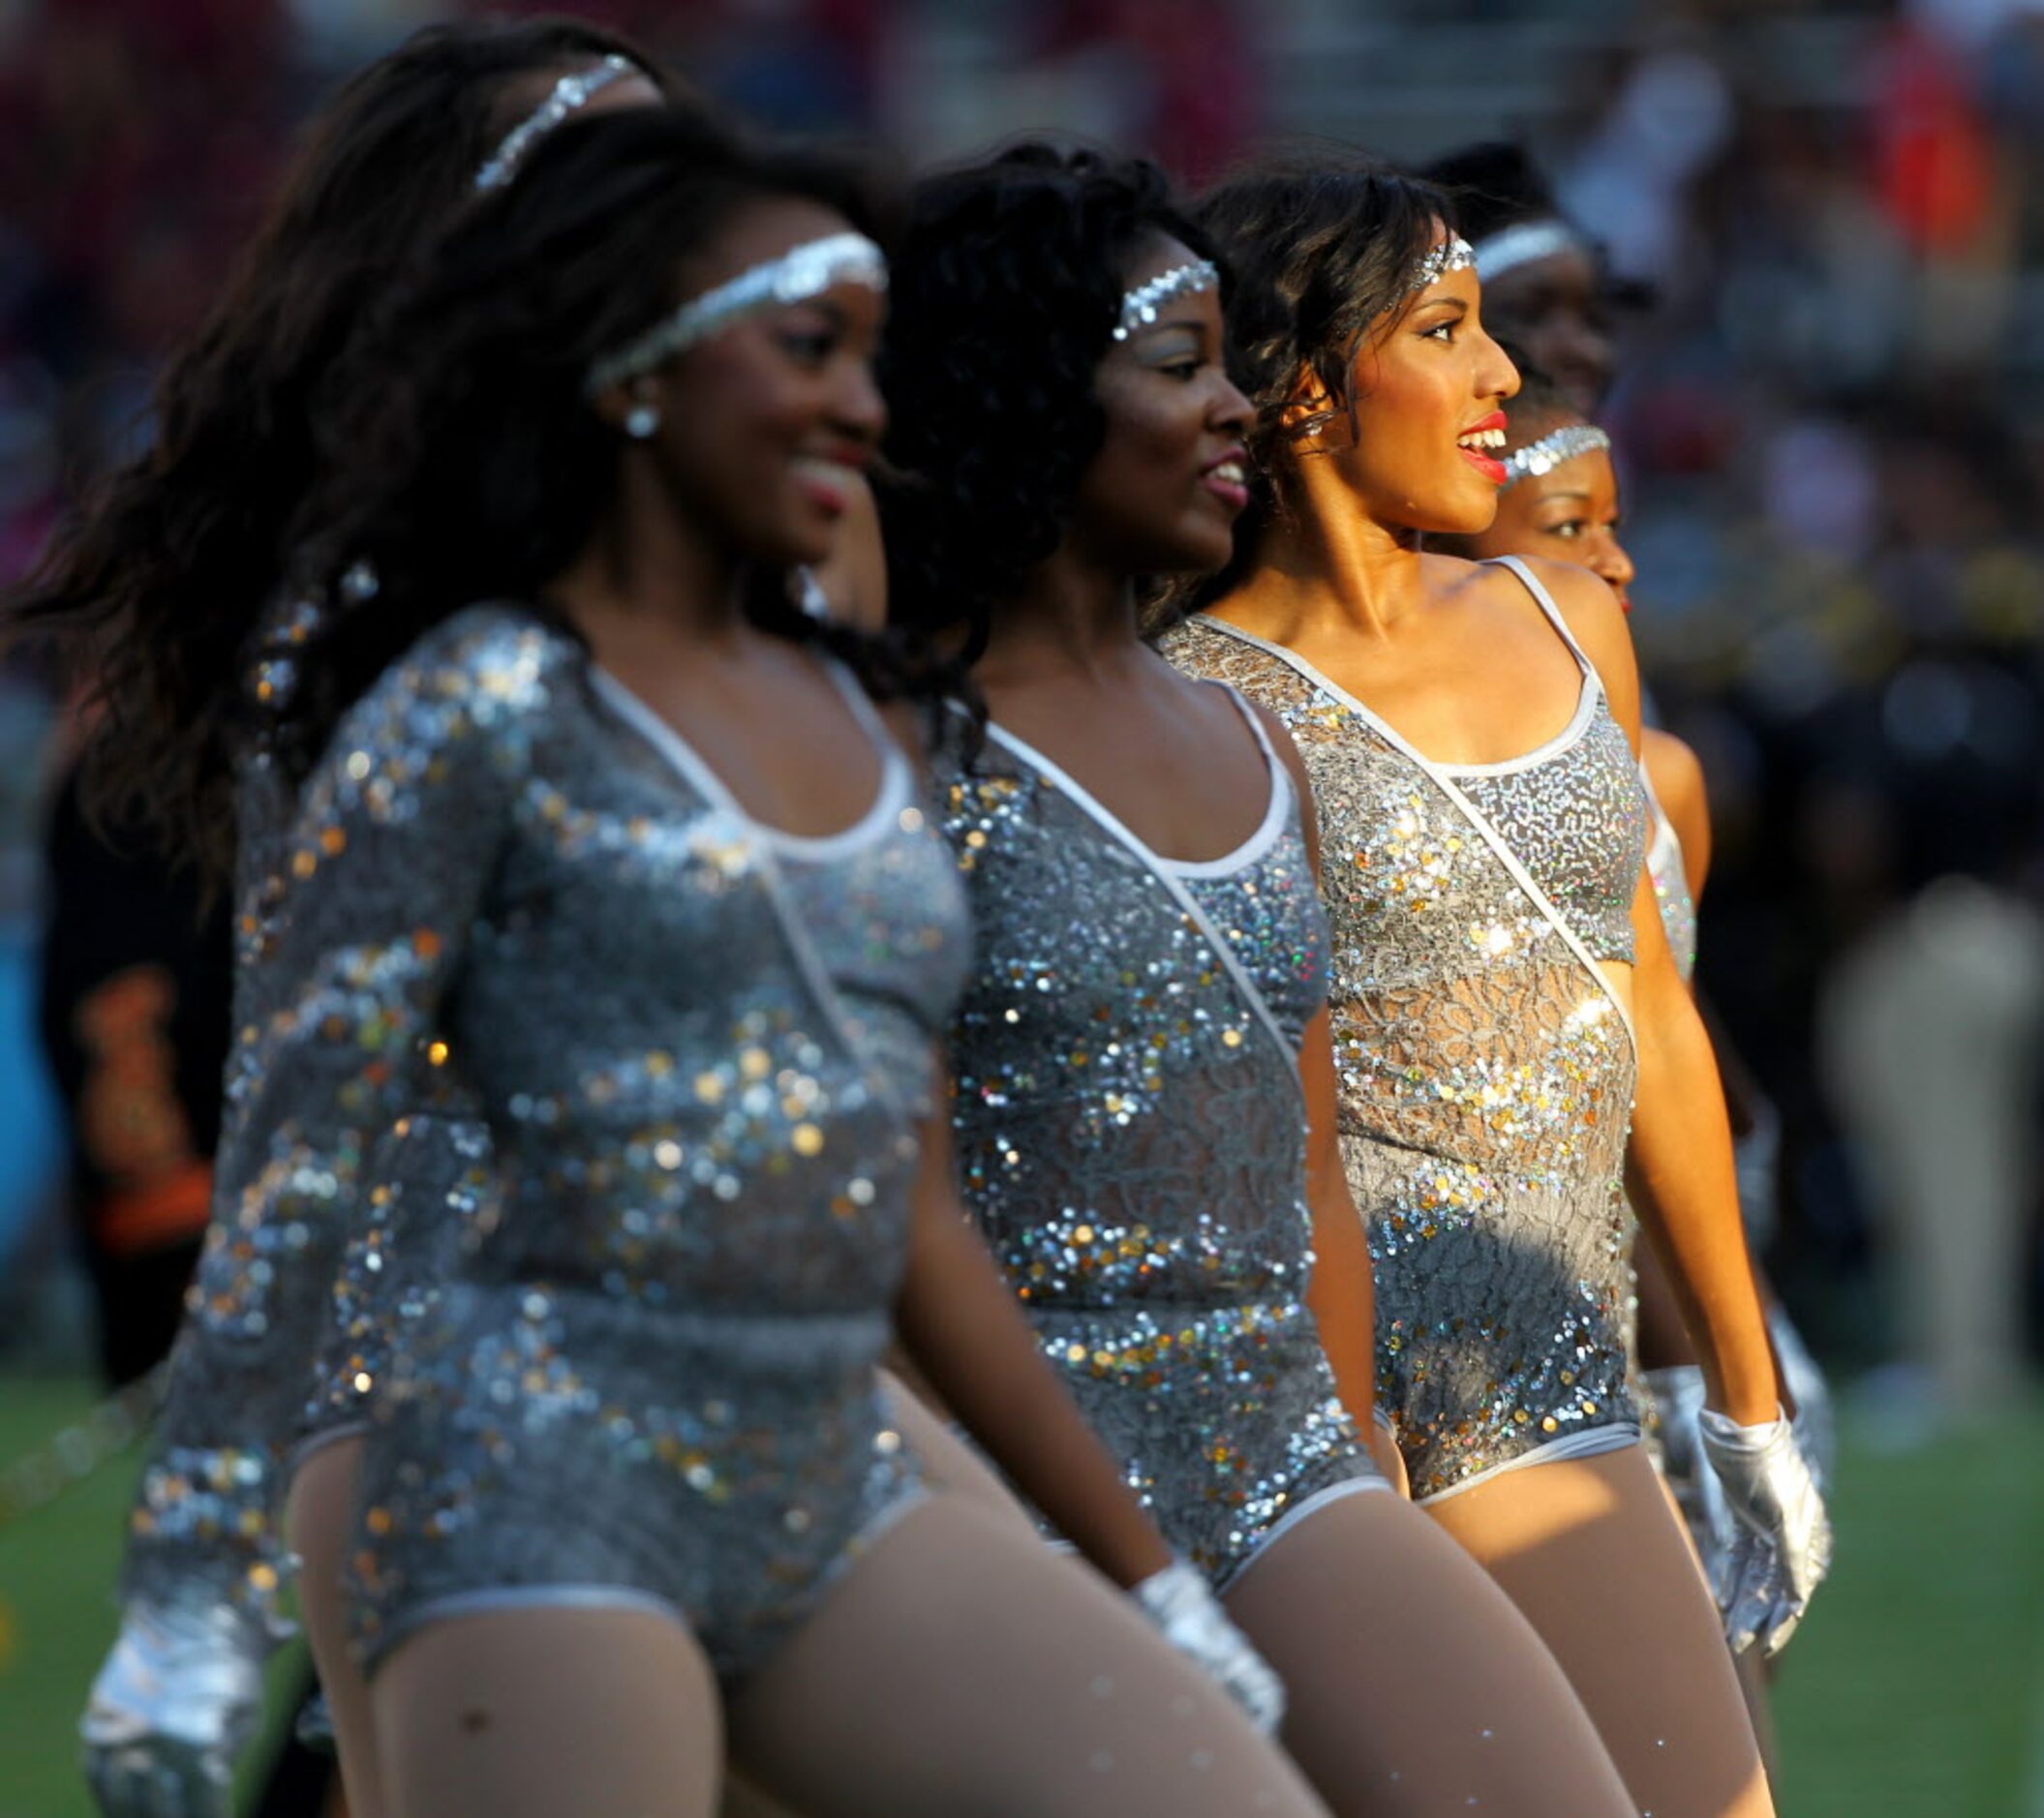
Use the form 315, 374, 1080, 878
5, 15, 677, 881
1152, 145, 1448, 620
280, 105, 923, 790
877, 142, 1224, 668
1421, 140, 1559, 244
1421, 139, 1653, 315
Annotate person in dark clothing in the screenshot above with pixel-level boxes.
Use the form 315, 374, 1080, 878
37, 748, 229, 1389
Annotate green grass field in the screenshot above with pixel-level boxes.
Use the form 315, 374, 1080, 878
3, 1372, 2041, 1816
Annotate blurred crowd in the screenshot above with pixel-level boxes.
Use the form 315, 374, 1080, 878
3, 0, 2042, 1411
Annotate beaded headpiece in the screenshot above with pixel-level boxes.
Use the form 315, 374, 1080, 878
585, 232, 888, 395
1407, 234, 1477, 294
1502, 423, 1611, 488
1472, 219, 1583, 286
1113, 260, 1220, 342
474, 54, 640, 192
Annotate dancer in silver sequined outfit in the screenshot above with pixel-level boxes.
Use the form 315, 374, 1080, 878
12, 25, 675, 1815
52, 98, 1323, 1818
1437, 366, 1836, 1769
879, 144, 1637, 1817
1155, 148, 1829, 1818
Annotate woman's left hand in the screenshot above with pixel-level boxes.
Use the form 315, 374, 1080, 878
1696, 1407, 1833, 1656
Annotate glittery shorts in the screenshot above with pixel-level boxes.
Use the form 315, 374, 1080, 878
1033, 1301, 1388, 1585
1349, 1137, 1641, 1503
346, 1284, 921, 1684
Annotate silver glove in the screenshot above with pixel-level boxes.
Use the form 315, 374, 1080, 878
1768, 1302, 1835, 1495
1643, 1364, 1735, 1603
1696, 1406, 1833, 1658
1132, 1559, 1287, 1735
80, 1597, 272, 1818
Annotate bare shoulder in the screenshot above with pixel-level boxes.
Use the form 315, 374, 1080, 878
1500, 554, 1641, 730
1517, 555, 1631, 666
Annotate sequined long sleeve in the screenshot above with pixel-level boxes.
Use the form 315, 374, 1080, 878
122, 609, 564, 1636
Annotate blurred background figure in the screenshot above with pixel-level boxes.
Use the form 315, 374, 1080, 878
34, 698, 228, 1391
3, 3, 2044, 1815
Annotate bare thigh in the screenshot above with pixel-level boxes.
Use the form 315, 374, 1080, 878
725, 1493, 1327, 1817
371, 1601, 722, 1818
287, 1435, 383, 1818
1425, 1445, 1774, 1818
1221, 1491, 1634, 1816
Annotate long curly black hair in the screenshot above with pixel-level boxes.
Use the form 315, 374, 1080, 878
1151, 145, 1449, 621
877, 142, 1224, 669
279, 106, 926, 798
5, 15, 679, 882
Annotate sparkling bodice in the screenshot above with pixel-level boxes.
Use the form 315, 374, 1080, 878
1159, 605, 1641, 1500
129, 606, 966, 1636
937, 706, 1373, 1578
1446, 679, 1646, 964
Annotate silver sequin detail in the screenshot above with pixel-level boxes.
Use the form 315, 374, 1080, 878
586, 233, 887, 395
939, 717, 1379, 1581
1501, 425, 1612, 489
1407, 234, 1477, 293
1642, 766, 1695, 984
1160, 617, 1639, 1500
1444, 704, 1646, 967
473, 55, 639, 193
132, 604, 967, 1681
1113, 260, 1220, 342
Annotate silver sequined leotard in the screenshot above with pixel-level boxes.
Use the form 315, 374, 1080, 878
135, 603, 967, 1681
940, 692, 1383, 1585
1160, 558, 1648, 1502
1643, 766, 1696, 984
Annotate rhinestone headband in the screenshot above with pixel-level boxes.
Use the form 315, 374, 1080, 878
474, 54, 639, 192
585, 232, 888, 396
1113, 260, 1219, 342
1473, 219, 1583, 285
1407, 234, 1477, 294
1503, 423, 1611, 487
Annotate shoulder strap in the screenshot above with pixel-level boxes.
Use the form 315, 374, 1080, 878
981, 720, 1306, 1104
590, 665, 916, 1120
1485, 555, 1593, 678
1185, 615, 1637, 1055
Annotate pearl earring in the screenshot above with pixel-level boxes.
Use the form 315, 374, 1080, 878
625, 402, 660, 439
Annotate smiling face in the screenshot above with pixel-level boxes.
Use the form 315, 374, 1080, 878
1309, 233, 1521, 538
1067, 233, 1255, 577
1463, 416, 1634, 609
625, 195, 887, 569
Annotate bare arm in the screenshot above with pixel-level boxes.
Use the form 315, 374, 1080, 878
1299, 1007, 1383, 1435
1537, 561, 1779, 1425
1248, 702, 1380, 1437
892, 1083, 1173, 1589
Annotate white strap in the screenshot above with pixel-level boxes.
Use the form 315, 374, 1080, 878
1184, 617, 1636, 1056
1485, 555, 1595, 681
981, 720, 1306, 1105
587, 664, 915, 1120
